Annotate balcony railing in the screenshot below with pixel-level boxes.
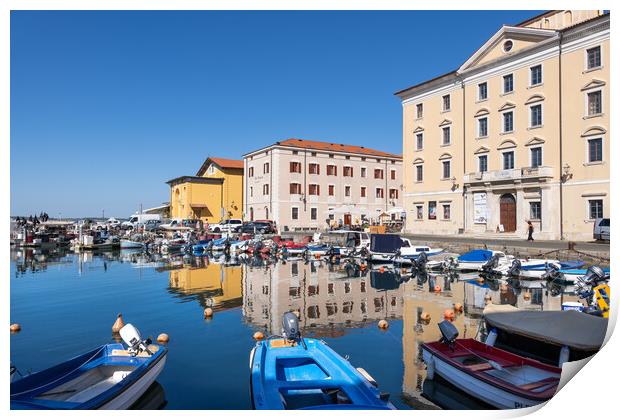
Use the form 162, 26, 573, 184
464, 166, 553, 184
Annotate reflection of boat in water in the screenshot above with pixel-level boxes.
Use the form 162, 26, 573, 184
129, 382, 167, 410
422, 376, 494, 410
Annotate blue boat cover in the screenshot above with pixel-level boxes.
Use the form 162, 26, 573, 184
458, 249, 492, 262
370, 270, 402, 291
370, 234, 401, 253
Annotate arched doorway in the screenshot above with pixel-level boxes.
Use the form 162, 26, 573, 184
499, 194, 517, 232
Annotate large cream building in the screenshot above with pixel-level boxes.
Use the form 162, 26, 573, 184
243, 138, 403, 232
396, 10, 609, 240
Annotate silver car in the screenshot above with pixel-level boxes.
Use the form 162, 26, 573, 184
593, 218, 610, 241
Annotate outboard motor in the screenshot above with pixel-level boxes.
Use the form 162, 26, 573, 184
541, 264, 562, 282
481, 254, 500, 273
583, 265, 607, 286
438, 320, 459, 350
359, 246, 369, 259
282, 312, 306, 349
413, 252, 427, 272
507, 259, 522, 277
119, 323, 153, 356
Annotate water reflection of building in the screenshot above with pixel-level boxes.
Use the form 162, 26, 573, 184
242, 261, 403, 336
168, 263, 242, 311
11, 247, 73, 277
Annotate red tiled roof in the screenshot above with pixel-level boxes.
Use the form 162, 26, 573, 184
196, 156, 243, 176
275, 138, 402, 159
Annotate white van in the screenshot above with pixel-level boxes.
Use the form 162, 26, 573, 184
122, 213, 162, 228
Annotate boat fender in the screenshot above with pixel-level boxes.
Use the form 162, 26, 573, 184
433, 285, 442, 293
485, 329, 498, 347
378, 320, 389, 330
426, 355, 435, 380
453, 303, 463, 313
420, 312, 431, 323
157, 333, 169, 343
10, 323, 21, 333
112, 313, 125, 333
443, 309, 455, 321
523, 291, 531, 301
204, 308, 214, 318
253, 331, 265, 341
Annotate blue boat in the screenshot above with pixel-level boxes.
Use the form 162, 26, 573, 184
11, 324, 167, 410
192, 240, 211, 254
249, 313, 395, 410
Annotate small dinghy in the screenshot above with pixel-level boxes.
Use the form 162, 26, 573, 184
422, 321, 561, 409
250, 312, 394, 410
119, 240, 145, 249
11, 324, 167, 410
457, 249, 513, 272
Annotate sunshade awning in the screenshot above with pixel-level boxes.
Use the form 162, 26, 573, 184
484, 310, 607, 351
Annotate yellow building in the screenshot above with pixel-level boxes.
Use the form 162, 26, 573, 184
395, 10, 609, 240
167, 157, 244, 223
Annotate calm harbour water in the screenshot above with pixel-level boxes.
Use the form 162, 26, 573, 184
10, 248, 578, 410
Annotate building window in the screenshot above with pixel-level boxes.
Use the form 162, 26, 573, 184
328, 185, 335, 196
290, 161, 301, 173
589, 199, 603, 219
503, 111, 514, 133
308, 163, 320, 174
416, 165, 423, 182
478, 155, 488, 173
416, 205, 423, 220
343, 166, 353, 177
327, 164, 337, 176
530, 65, 543, 86
503, 151, 515, 170
442, 160, 451, 179
587, 46, 601, 70
390, 169, 396, 180
389, 189, 399, 199
478, 82, 488, 101
503, 74, 514, 94
588, 138, 603, 163
374, 169, 384, 179
416, 133, 424, 150
530, 202, 541, 220
443, 204, 451, 220
263, 162, 270, 174
249, 207, 254, 221
344, 186, 351, 197
290, 183, 302, 194
308, 184, 320, 195
442, 94, 451, 111
291, 207, 299, 220
503, 40, 513, 52
346, 156, 351, 160
530, 104, 543, 128
428, 201, 437, 219
375, 188, 384, 199
360, 186, 366, 198
262, 184, 269, 195
442, 126, 451, 145
248, 167, 254, 177
531, 147, 543, 168
478, 117, 488, 137
311, 208, 317, 220
360, 167, 367, 178
587, 91, 602, 116
249, 186, 253, 197
416, 103, 423, 119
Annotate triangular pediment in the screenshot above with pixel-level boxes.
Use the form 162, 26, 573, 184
525, 137, 545, 146
459, 26, 557, 72
581, 126, 607, 137
413, 126, 425, 133
474, 146, 490, 155
581, 79, 606, 91
498, 102, 516, 112
438, 119, 452, 127
498, 139, 517, 150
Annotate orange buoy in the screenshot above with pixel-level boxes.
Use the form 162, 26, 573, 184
401, 268, 408, 274
484, 294, 493, 305
112, 313, 125, 333
523, 291, 532, 301
379, 267, 385, 273
10, 323, 21, 333
453, 303, 463, 313
378, 320, 389, 330
253, 331, 265, 341
444, 309, 455, 321
433, 284, 442, 293
315, 253, 321, 259
157, 333, 169, 343
360, 264, 367, 271
477, 277, 485, 284
420, 312, 431, 322
204, 308, 214, 318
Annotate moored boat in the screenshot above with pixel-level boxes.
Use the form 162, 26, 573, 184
249, 312, 394, 410
11, 324, 167, 410
422, 321, 561, 409
120, 239, 145, 249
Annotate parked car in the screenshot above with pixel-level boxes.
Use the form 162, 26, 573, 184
142, 219, 162, 231
210, 219, 243, 233
121, 213, 162, 229
252, 220, 277, 234
593, 218, 610, 241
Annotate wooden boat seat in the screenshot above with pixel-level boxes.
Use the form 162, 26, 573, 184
519, 377, 559, 391
269, 339, 297, 349
467, 363, 493, 372
111, 345, 159, 358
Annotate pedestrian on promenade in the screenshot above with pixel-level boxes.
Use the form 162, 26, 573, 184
526, 221, 534, 241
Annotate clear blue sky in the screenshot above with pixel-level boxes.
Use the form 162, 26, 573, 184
11, 10, 541, 218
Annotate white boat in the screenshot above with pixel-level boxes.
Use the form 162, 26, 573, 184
368, 234, 442, 265
120, 239, 145, 249
455, 249, 513, 272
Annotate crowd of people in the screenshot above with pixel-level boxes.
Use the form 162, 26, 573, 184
14, 212, 51, 227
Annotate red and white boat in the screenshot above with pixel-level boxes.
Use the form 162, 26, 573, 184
422, 326, 561, 409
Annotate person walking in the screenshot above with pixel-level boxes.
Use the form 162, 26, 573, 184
526, 221, 534, 241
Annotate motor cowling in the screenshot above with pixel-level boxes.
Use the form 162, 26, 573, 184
282, 312, 301, 342
583, 265, 607, 285
507, 259, 522, 277
541, 264, 562, 282
414, 252, 428, 269
119, 323, 152, 356
481, 254, 500, 272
